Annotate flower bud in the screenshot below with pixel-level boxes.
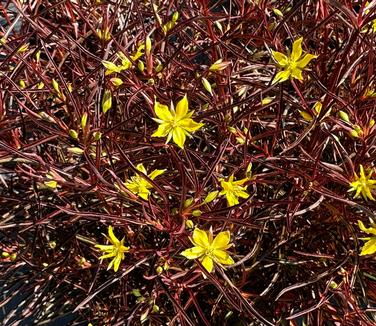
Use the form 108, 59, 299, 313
209, 59, 230, 72
145, 36, 152, 55
68, 147, 84, 155
172, 11, 179, 23
102, 90, 112, 113
192, 210, 202, 217
69, 129, 78, 139
185, 219, 194, 229
110, 77, 124, 87
81, 113, 88, 129
339, 110, 350, 123
202, 77, 212, 95
203, 191, 218, 204
299, 110, 313, 122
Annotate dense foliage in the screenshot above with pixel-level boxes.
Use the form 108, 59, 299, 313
1, 0, 376, 325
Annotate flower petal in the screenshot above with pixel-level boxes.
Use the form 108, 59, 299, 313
191, 228, 209, 248
273, 70, 291, 84
113, 255, 122, 272
237, 190, 249, 199
359, 165, 366, 179
297, 53, 317, 69
201, 255, 214, 272
138, 189, 150, 200
291, 68, 303, 81
291, 37, 303, 62
175, 94, 188, 119
233, 178, 248, 186
136, 163, 147, 175
95, 244, 115, 251
172, 127, 187, 149
179, 118, 204, 133
181, 246, 205, 259
212, 231, 231, 250
152, 123, 171, 138
272, 50, 288, 66
99, 252, 116, 259
360, 238, 376, 256
154, 101, 173, 121
149, 169, 165, 180
108, 226, 120, 245
358, 220, 376, 235
107, 258, 115, 270
212, 249, 234, 265
226, 193, 239, 207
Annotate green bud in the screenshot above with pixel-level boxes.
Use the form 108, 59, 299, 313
110, 77, 123, 87
155, 64, 163, 73
184, 198, 193, 208
192, 210, 202, 217
68, 147, 84, 155
329, 281, 338, 289
69, 129, 78, 139
10, 253, 17, 261
313, 101, 322, 115
202, 77, 212, 95
185, 219, 194, 229
93, 131, 102, 141
132, 289, 142, 297
102, 90, 112, 113
261, 97, 274, 105
353, 124, 362, 134
203, 191, 219, 204
138, 61, 145, 72
339, 111, 350, 123
145, 36, 152, 55
152, 304, 160, 313
172, 11, 179, 23
299, 110, 313, 122
272, 8, 283, 17
81, 113, 88, 129
350, 129, 359, 138
44, 180, 58, 189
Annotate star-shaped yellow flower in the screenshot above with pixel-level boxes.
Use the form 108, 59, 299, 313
181, 227, 234, 273
95, 226, 130, 272
271, 37, 317, 83
348, 164, 376, 201
124, 163, 165, 200
151, 95, 204, 149
358, 220, 376, 256
219, 175, 249, 206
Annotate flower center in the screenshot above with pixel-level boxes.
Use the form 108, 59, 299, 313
205, 247, 214, 256
288, 59, 298, 70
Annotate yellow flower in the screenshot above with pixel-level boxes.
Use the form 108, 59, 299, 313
219, 175, 249, 206
181, 227, 234, 273
95, 226, 129, 272
152, 95, 204, 149
358, 220, 376, 255
348, 165, 376, 201
271, 37, 317, 83
124, 163, 165, 200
